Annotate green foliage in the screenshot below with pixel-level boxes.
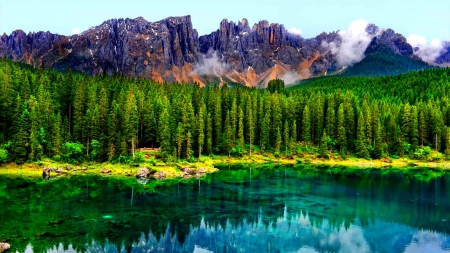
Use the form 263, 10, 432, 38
267, 79, 285, 93
130, 151, 145, 166
0, 59, 450, 164
0, 148, 8, 163
62, 142, 85, 163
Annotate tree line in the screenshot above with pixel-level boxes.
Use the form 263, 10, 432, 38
1, 59, 450, 164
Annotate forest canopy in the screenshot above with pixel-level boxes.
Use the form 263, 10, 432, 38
1, 59, 450, 164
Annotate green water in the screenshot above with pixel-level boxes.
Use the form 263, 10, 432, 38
0, 165, 449, 253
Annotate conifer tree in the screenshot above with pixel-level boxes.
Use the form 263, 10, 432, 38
373, 118, 383, 159
158, 108, 171, 155
302, 105, 311, 143
275, 127, 282, 154
401, 103, 411, 144
206, 112, 213, 155
176, 122, 184, 160
411, 106, 419, 151
419, 109, 427, 147
238, 107, 245, 150
319, 131, 328, 159
260, 111, 270, 152
283, 120, 289, 157
197, 104, 205, 158
337, 104, 346, 153
356, 113, 369, 159
186, 131, 192, 160
12, 109, 30, 163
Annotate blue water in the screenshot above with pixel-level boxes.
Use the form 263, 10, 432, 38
0, 166, 449, 252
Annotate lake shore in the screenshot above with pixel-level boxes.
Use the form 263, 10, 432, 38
1, 154, 450, 180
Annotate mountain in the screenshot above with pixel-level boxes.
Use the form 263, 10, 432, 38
0, 15, 440, 86
342, 46, 434, 77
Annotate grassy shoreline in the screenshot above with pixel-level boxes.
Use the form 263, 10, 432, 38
1, 152, 450, 180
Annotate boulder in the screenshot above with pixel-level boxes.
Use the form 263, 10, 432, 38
55, 168, 68, 174
0, 242, 10, 252
154, 171, 166, 180
136, 167, 154, 178
42, 168, 56, 178
100, 168, 112, 174
66, 165, 71, 170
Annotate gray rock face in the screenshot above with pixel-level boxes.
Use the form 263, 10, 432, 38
0, 16, 434, 86
0, 16, 202, 84
198, 18, 341, 76
364, 29, 414, 57
435, 42, 450, 65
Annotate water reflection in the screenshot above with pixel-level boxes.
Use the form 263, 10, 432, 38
26, 207, 450, 253
1, 166, 450, 252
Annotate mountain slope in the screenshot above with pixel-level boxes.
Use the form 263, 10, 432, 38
342, 46, 434, 77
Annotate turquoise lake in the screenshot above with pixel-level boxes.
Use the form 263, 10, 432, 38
0, 165, 449, 252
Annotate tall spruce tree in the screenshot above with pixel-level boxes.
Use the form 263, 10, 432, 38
302, 105, 311, 143
356, 113, 369, 159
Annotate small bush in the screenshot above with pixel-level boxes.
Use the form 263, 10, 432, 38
62, 142, 85, 163
0, 148, 8, 164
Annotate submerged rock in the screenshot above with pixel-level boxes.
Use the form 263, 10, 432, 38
0, 242, 10, 252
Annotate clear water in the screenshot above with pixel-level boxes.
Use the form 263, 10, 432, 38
0, 165, 449, 253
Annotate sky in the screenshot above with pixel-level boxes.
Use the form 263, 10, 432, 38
0, 0, 449, 45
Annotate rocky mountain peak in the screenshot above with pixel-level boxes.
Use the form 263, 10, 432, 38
365, 28, 414, 57
0, 15, 441, 87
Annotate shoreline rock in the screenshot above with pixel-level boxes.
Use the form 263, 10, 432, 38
0, 242, 10, 252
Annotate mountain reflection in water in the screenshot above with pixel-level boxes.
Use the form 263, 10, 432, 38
1, 165, 450, 253
28, 208, 450, 253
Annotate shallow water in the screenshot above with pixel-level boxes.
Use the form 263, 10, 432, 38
0, 165, 450, 252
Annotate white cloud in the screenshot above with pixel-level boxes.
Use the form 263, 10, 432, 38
407, 34, 427, 48
72, 28, 80, 35
331, 19, 375, 67
407, 34, 443, 64
322, 19, 376, 68
191, 50, 230, 78
288, 27, 302, 36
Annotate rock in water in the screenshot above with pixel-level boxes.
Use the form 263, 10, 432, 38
0, 242, 10, 252
136, 167, 150, 178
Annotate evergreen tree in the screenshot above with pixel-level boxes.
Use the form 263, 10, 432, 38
186, 131, 192, 160
356, 113, 369, 159
176, 122, 184, 160
319, 131, 329, 159
260, 111, 270, 152
373, 118, 383, 159
206, 112, 213, 155
411, 106, 419, 151
337, 104, 346, 153
275, 127, 282, 154
12, 109, 30, 163
283, 120, 289, 157
238, 107, 245, 150
401, 103, 411, 144
419, 109, 427, 146
302, 105, 311, 143
197, 104, 205, 158
158, 108, 171, 155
